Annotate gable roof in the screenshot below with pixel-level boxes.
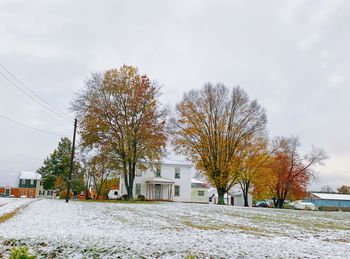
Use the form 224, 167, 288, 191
312, 192, 350, 201
146, 177, 175, 184
20, 171, 41, 180
0, 172, 21, 187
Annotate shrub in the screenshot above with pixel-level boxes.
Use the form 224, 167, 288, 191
121, 194, 128, 200
10, 246, 36, 259
137, 195, 145, 201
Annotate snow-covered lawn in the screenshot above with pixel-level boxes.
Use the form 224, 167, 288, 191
0, 198, 350, 258
0, 198, 34, 218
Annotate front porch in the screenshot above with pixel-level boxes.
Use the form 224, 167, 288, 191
146, 178, 174, 201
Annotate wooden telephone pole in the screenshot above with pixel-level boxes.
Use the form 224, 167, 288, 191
66, 118, 77, 203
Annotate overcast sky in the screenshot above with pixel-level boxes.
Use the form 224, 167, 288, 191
0, 0, 349, 190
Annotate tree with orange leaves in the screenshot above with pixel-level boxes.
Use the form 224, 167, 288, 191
72, 65, 167, 200
257, 137, 327, 208
171, 83, 267, 205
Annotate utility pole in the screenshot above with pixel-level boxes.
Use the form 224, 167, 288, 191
66, 118, 77, 203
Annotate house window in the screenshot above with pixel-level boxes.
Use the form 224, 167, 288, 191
174, 185, 180, 197
175, 168, 180, 179
136, 184, 141, 195
30, 179, 34, 185
42, 190, 45, 196
156, 166, 161, 177
39, 190, 42, 195
136, 170, 142, 177
21, 179, 26, 185
198, 191, 205, 197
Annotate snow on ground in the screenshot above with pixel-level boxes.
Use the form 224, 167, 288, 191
0, 198, 34, 217
0, 199, 350, 258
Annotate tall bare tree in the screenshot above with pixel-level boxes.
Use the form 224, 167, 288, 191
171, 83, 267, 204
72, 65, 167, 200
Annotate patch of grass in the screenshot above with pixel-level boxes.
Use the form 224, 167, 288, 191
0, 208, 20, 224
182, 220, 222, 231
78, 199, 159, 204
10, 246, 36, 259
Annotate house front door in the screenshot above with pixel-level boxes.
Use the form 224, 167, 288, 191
155, 184, 161, 200
5, 188, 10, 197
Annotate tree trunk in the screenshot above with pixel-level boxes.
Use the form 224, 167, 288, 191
217, 188, 226, 205
127, 173, 134, 201
243, 182, 250, 207
277, 198, 285, 208
273, 197, 278, 208
126, 161, 136, 201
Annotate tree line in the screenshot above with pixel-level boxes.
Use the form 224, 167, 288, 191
37, 65, 327, 207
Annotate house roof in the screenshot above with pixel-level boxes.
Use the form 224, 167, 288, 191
312, 192, 350, 201
146, 177, 175, 184
191, 178, 204, 184
20, 171, 41, 180
160, 159, 193, 166
191, 178, 207, 188
0, 172, 21, 187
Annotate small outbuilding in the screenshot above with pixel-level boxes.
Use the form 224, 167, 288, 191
208, 185, 252, 207
191, 179, 208, 203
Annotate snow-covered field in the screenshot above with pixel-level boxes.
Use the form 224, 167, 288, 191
0, 198, 350, 258
0, 198, 34, 218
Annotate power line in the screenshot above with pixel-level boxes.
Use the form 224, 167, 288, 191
0, 65, 72, 122
0, 113, 67, 137
0, 80, 62, 121
0, 63, 73, 120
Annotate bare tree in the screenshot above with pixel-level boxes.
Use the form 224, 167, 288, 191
321, 185, 333, 193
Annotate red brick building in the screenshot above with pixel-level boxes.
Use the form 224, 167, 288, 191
0, 171, 41, 198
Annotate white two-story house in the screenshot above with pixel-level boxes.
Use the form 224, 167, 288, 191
119, 160, 193, 202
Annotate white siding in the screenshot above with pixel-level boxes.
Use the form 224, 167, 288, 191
120, 161, 192, 202
191, 187, 208, 203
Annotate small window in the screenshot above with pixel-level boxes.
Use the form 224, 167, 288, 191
156, 166, 161, 177
198, 191, 205, 197
175, 168, 180, 179
136, 170, 142, 177
136, 184, 141, 195
21, 179, 26, 185
114, 191, 118, 195
42, 190, 45, 196
174, 185, 180, 197
30, 179, 34, 185
39, 190, 42, 195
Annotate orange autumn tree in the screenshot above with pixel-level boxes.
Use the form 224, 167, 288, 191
72, 65, 167, 200
171, 83, 267, 205
257, 137, 327, 208
237, 136, 278, 207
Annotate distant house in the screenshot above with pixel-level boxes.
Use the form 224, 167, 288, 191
307, 193, 350, 209
0, 171, 42, 198
120, 160, 193, 202
191, 178, 209, 203
209, 185, 253, 206
119, 160, 209, 203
